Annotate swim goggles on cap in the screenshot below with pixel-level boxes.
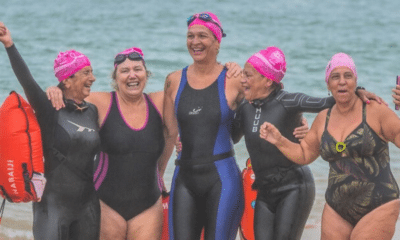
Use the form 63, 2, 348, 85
187, 13, 226, 37
114, 52, 143, 66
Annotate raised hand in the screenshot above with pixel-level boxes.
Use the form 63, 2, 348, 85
0, 22, 14, 48
392, 84, 400, 109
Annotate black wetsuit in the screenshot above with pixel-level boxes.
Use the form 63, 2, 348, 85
233, 88, 335, 240
6, 45, 101, 240
93, 91, 164, 221
169, 66, 244, 240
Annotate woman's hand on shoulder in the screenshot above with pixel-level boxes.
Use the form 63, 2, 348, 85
46, 86, 65, 110
356, 88, 387, 105
224, 64, 243, 111
225, 62, 242, 79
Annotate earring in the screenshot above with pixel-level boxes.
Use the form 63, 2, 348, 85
328, 91, 331, 96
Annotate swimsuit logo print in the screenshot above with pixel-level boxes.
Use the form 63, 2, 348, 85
252, 108, 262, 132
67, 120, 95, 132
189, 107, 203, 115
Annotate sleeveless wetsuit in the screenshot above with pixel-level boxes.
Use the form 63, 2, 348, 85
233, 88, 335, 240
320, 103, 399, 226
169, 66, 244, 240
94, 92, 164, 221
6, 45, 101, 240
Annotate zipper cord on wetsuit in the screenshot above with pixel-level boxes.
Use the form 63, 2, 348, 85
0, 199, 5, 225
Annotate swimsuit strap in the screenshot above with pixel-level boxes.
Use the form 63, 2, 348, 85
324, 102, 366, 130
324, 107, 333, 130
112, 91, 117, 103
362, 102, 367, 122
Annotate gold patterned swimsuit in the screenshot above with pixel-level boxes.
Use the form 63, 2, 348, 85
320, 103, 399, 226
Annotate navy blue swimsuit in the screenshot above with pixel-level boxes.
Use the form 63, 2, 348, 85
169, 66, 244, 240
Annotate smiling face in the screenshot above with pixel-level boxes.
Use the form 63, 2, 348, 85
327, 66, 357, 103
114, 59, 147, 97
241, 62, 272, 101
187, 25, 220, 62
63, 66, 95, 102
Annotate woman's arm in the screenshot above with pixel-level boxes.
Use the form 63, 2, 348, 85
376, 103, 400, 148
0, 23, 56, 149
0, 23, 55, 122
231, 100, 245, 144
259, 110, 325, 165
148, 90, 175, 177
161, 73, 180, 176
282, 90, 384, 114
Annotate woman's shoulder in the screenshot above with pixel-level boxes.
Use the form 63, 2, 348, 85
85, 92, 112, 110
148, 91, 164, 114
366, 100, 394, 121
148, 91, 164, 101
166, 69, 183, 83
164, 70, 184, 98
314, 108, 330, 124
366, 100, 389, 110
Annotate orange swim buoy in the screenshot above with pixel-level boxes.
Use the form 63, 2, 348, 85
0, 91, 44, 203
239, 158, 257, 240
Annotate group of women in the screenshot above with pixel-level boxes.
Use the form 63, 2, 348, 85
0, 9, 399, 240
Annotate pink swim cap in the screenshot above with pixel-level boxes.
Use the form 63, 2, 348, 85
116, 47, 144, 58
54, 50, 91, 82
247, 46, 287, 83
187, 12, 225, 43
325, 53, 357, 83
114, 47, 144, 68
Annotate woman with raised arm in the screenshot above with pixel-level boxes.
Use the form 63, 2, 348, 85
260, 53, 400, 240
0, 22, 101, 240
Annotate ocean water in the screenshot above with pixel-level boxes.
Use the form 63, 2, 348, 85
1, 0, 400, 239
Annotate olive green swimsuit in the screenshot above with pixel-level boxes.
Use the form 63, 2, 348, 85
320, 103, 399, 226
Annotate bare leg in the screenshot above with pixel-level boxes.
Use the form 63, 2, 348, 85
321, 203, 353, 240
350, 199, 400, 240
126, 196, 163, 240
99, 200, 127, 240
